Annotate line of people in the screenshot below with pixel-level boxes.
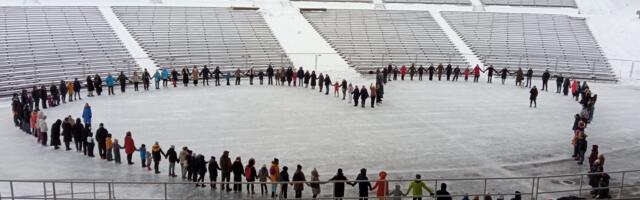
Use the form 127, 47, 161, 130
10, 64, 387, 110
10, 99, 527, 200
8, 62, 609, 199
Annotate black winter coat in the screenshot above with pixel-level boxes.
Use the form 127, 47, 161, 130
96, 127, 108, 145
267, 66, 274, 77
62, 122, 72, 142
352, 88, 360, 100
208, 160, 220, 177
201, 68, 211, 78
232, 161, 244, 176
310, 74, 317, 86
324, 76, 332, 86
81, 127, 92, 142
542, 72, 551, 82
152, 147, 165, 162
73, 80, 82, 91
329, 174, 349, 197
86, 77, 94, 91
530, 88, 538, 100
50, 120, 62, 146
166, 148, 178, 163
72, 123, 84, 141
360, 88, 369, 99
355, 174, 372, 197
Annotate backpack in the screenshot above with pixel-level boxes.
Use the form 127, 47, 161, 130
245, 166, 252, 178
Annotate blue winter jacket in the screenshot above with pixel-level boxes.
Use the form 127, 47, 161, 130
82, 106, 92, 125
106, 75, 115, 87
161, 69, 169, 80
153, 72, 161, 82
139, 146, 146, 160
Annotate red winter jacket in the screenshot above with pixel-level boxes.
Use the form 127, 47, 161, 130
124, 135, 136, 154
400, 66, 407, 75
473, 65, 481, 76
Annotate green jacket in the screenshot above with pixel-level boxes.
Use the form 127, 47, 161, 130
407, 180, 433, 197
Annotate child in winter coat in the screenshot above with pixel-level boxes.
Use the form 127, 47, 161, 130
347, 83, 354, 102
105, 134, 113, 161
406, 174, 434, 199
258, 164, 269, 196
389, 184, 405, 200
138, 144, 147, 168
86, 136, 95, 157
371, 171, 389, 200
146, 151, 152, 171
309, 168, 322, 198
333, 81, 340, 97
224, 72, 231, 86
113, 139, 121, 164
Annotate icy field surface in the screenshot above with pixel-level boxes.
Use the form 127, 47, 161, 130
1, 79, 640, 198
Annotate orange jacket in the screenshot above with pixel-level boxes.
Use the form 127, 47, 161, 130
372, 171, 389, 197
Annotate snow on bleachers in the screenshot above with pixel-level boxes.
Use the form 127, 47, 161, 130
112, 6, 293, 72
291, 0, 372, 2
441, 11, 614, 81
0, 6, 138, 96
384, 0, 471, 5
302, 9, 468, 73
480, 0, 577, 8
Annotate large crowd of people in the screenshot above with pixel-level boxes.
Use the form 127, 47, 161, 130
8, 63, 611, 199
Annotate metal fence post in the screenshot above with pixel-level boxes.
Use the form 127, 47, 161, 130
70, 181, 74, 200
619, 171, 626, 199
43, 182, 48, 200
483, 179, 487, 196
578, 174, 583, 197
93, 181, 96, 200
164, 183, 168, 200
108, 182, 112, 200
534, 177, 540, 200
9, 181, 14, 200
52, 182, 57, 200
530, 178, 535, 200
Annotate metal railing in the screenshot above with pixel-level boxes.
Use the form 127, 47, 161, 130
1, 170, 638, 200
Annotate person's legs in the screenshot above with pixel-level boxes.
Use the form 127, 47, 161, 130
578, 149, 585, 164
181, 164, 187, 178
154, 161, 160, 173
371, 96, 375, 108
530, 100, 533, 108
281, 185, 288, 199
127, 153, 133, 164
272, 183, 277, 197
295, 190, 302, 198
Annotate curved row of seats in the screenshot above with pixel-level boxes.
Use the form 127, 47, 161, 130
302, 9, 469, 73
112, 6, 293, 72
0, 6, 138, 97
441, 11, 614, 80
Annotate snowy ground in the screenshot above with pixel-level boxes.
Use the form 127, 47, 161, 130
1, 0, 640, 198
1, 78, 639, 199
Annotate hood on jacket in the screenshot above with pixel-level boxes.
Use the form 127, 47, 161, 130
378, 171, 387, 179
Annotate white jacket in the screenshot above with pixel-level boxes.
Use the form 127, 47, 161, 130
38, 117, 48, 132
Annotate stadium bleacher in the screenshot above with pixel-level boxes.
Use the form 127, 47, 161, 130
291, 0, 372, 2
302, 9, 468, 73
112, 6, 293, 72
480, 0, 577, 8
0, 6, 138, 96
384, 0, 471, 5
441, 11, 614, 80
